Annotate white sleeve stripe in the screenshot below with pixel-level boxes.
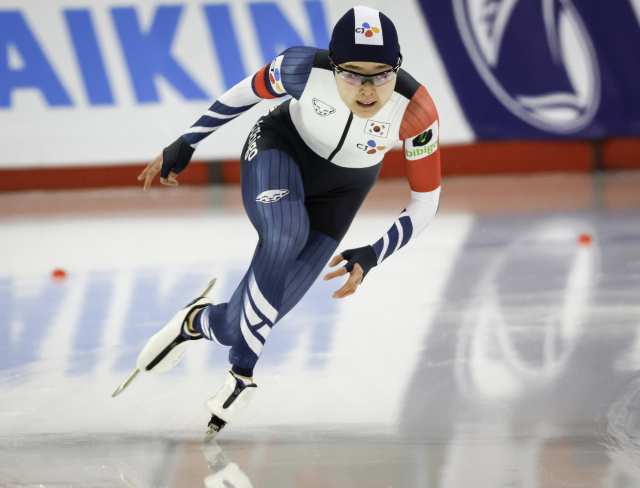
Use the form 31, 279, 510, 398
379, 234, 389, 264
218, 76, 262, 107
394, 221, 403, 254
203, 110, 239, 120
184, 126, 220, 134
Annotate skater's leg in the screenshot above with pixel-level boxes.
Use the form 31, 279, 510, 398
194, 149, 310, 371
278, 229, 338, 320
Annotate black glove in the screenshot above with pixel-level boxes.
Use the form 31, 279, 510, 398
341, 245, 378, 282
161, 136, 195, 178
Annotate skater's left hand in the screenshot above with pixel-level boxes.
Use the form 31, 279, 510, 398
323, 254, 364, 299
138, 153, 180, 191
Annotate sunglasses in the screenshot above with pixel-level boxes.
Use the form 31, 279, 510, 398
328, 53, 403, 87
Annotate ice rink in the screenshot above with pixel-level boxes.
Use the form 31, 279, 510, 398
2, 172, 640, 488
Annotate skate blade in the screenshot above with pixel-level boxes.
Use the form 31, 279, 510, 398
199, 278, 216, 298
111, 368, 140, 397
203, 426, 220, 444
115, 466, 139, 488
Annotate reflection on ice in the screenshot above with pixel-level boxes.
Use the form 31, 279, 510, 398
456, 219, 599, 399
202, 439, 254, 488
2, 179, 640, 486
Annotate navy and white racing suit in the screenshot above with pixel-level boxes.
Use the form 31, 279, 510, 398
161, 47, 442, 375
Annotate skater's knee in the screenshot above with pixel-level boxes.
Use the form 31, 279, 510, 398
262, 220, 309, 253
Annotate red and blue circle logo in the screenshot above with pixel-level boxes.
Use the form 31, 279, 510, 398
358, 139, 386, 154
361, 23, 380, 38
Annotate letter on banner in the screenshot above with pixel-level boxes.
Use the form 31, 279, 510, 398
249, 3, 306, 65
250, 1, 331, 64
204, 4, 248, 90
0, 11, 72, 107
65, 9, 115, 106
111, 6, 208, 103
303, 1, 330, 49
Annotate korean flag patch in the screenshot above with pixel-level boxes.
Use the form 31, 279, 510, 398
404, 120, 438, 160
364, 119, 389, 138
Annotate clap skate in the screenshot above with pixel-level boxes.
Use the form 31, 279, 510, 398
111, 278, 216, 397
203, 371, 257, 441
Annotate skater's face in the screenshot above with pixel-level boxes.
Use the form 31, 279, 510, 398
334, 61, 396, 118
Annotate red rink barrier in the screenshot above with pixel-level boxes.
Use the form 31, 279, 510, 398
0, 139, 638, 192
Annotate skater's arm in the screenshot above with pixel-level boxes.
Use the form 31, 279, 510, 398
139, 47, 318, 189
324, 86, 441, 290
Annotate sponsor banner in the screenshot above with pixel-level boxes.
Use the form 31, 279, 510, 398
0, 0, 473, 168
418, 0, 640, 139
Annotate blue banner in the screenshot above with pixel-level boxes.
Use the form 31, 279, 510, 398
418, 0, 640, 139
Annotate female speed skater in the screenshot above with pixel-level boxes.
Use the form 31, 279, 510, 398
113, 6, 442, 438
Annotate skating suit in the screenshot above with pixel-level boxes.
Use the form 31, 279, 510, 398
162, 47, 441, 374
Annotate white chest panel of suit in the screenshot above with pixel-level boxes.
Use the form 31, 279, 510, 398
289, 69, 410, 168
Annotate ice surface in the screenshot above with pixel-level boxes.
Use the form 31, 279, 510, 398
2, 175, 640, 487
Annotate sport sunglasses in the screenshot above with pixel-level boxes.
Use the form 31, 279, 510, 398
328, 53, 403, 87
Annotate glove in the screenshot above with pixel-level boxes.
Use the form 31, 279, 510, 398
341, 245, 378, 282
161, 136, 195, 178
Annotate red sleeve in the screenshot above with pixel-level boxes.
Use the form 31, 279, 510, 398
399, 86, 441, 193
251, 64, 279, 100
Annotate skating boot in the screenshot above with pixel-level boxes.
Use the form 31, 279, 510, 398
203, 371, 257, 441
112, 279, 216, 397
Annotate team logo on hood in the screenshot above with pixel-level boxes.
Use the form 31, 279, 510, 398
353, 6, 384, 46
453, 0, 600, 133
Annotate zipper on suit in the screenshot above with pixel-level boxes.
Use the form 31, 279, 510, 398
327, 112, 354, 162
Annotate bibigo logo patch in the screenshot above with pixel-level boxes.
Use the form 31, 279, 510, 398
268, 56, 286, 95
405, 120, 438, 160
357, 139, 386, 154
256, 189, 289, 203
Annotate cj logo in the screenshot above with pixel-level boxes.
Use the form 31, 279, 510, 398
256, 189, 289, 203
453, 0, 600, 133
357, 140, 386, 154
268, 56, 286, 95
355, 22, 380, 38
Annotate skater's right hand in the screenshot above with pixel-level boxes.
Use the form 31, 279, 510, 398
138, 153, 179, 191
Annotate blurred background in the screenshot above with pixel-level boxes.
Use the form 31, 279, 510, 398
1, 1, 640, 487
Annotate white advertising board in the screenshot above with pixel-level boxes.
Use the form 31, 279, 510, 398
0, 0, 473, 168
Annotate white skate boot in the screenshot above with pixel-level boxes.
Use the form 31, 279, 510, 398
111, 278, 216, 397
204, 371, 257, 440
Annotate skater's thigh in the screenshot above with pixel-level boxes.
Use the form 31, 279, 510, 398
241, 149, 307, 237
240, 133, 308, 240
